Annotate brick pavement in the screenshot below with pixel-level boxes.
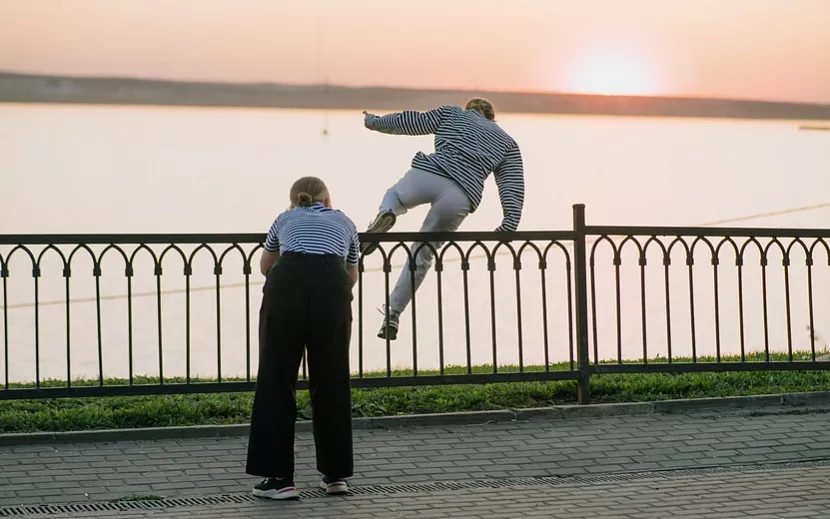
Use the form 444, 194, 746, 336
9, 463, 830, 518
1, 407, 829, 515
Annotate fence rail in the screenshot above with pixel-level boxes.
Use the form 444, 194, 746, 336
1, 204, 829, 402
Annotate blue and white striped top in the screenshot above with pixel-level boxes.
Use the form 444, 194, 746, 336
365, 105, 525, 232
265, 203, 360, 265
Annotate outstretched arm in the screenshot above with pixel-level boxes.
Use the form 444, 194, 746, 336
493, 144, 525, 233
363, 106, 451, 136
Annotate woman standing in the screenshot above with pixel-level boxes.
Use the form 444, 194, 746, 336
246, 176, 359, 500
361, 98, 525, 341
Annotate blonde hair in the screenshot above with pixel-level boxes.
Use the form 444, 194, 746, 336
465, 98, 496, 121
289, 176, 329, 207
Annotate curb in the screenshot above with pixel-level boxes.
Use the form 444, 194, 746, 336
652, 394, 785, 412
361, 409, 516, 429
2, 391, 829, 447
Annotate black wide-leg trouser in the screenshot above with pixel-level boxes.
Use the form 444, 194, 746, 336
246, 252, 353, 479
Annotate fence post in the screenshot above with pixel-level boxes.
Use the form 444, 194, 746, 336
572, 204, 591, 404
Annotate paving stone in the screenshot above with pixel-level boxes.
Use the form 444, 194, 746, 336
0, 408, 829, 514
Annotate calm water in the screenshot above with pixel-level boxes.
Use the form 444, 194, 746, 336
1, 103, 829, 384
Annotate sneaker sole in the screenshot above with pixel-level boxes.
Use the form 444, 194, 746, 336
320, 481, 349, 495
367, 212, 396, 233
361, 213, 396, 256
378, 326, 398, 341
253, 487, 300, 500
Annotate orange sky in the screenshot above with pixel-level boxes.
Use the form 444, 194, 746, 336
1, 0, 829, 103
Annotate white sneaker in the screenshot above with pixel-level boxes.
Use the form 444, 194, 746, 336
320, 476, 349, 495
377, 305, 400, 341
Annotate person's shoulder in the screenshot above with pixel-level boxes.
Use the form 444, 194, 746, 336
276, 207, 297, 219
272, 206, 300, 224
437, 104, 462, 114
495, 125, 518, 148
330, 209, 359, 229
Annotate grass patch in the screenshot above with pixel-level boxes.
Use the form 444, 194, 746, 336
1, 352, 829, 434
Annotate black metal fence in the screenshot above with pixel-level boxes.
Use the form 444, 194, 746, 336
1, 204, 828, 403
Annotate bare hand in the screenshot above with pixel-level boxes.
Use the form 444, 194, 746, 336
363, 111, 377, 129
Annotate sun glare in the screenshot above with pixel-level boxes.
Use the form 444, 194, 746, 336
565, 50, 659, 96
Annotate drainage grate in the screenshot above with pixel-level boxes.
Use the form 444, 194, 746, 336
2, 458, 829, 516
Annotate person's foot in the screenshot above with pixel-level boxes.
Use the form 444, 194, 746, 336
361, 211, 396, 256
253, 477, 299, 500
377, 305, 400, 341
320, 476, 349, 495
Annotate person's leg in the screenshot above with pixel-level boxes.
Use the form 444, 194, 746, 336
362, 168, 439, 255
304, 259, 354, 493
379, 175, 471, 339
246, 264, 306, 499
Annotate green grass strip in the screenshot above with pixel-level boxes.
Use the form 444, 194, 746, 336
1, 352, 828, 434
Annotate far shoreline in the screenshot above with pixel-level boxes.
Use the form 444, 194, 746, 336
4, 100, 830, 125
2, 71, 830, 122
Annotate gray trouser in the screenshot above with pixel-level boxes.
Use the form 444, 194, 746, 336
380, 168, 472, 315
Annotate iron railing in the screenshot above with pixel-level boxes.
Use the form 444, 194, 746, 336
1, 204, 828, 402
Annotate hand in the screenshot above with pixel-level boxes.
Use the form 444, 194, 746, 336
362, 111, 377, 128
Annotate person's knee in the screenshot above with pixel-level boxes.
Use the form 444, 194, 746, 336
412, 245, 438, 268
380, 184, 408, 215
414, 253, 434, 271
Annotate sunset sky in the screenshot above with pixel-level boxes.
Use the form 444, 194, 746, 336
1, 0, 829, 103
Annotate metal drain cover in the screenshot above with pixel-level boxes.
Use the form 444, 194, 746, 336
2, 458, 829, 516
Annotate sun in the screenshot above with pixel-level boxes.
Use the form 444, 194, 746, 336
565, 50, 659, 96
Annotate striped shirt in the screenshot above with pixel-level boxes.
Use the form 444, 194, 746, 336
365, 105, 525, 232
265, 203, 360, 264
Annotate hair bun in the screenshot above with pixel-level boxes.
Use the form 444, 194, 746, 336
289, 176, 329, 208
297, 192, 314, 206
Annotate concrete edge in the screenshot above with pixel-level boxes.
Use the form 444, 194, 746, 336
652, 394, 785, 412
361, 410, 516, 429
782, 390, 830, 406
2, 391, 829, 447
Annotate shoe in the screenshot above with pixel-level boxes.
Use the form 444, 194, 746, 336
320, 476, 349, 495
253, 477, 299, 500
361, 211, 396, 256
377, 305, 400, 341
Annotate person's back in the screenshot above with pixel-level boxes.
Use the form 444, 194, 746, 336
266, 204, 359, 265
422, 105, 516, 187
